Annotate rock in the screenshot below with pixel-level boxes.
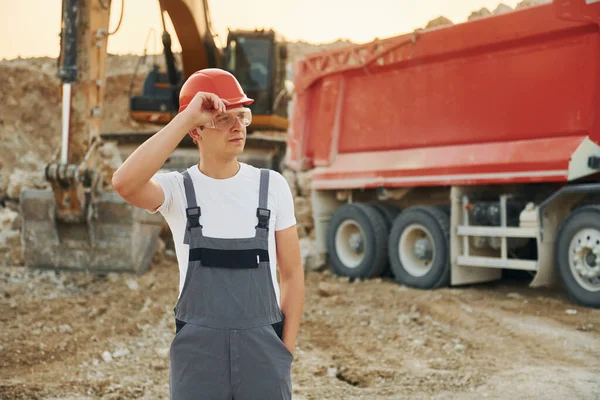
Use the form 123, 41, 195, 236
98, 141, 123, 190
165, 249, 177, 262
468, 7, 492, 21
282, 169, 298, 196
576, 323, 593, 332
21, 151, 44, 169
493, 3, 513, 15
460, 304, 473, 313
0, 207, 19, 232
397, 314, 410, 324
126, 279, 139, 291
516, 0, 551, 9
6, 246, 24, 266
152, 360, 167, 370
0, 207, 20, 257
58, 324, 73, 333
296, 224, 309, 239
425, 16, 453, 30
296, 171, 313, 197
6, 168, 48, 200
455, 344, 466, 352
565, 309, 577, 315
294, 197, 313, 228
0, 174, 8, 200
101, 351, 113, 362
4, 200, 20, 214
152, 238, 166, 265
304, 251, 326, 273
300, 238, 326, 272
507, 292, 521, 299
327, 367, 338, 378
317, 281, 340, 297
155, 347, 169, 358
294, 196, 314, 239
112, 348, 130, 358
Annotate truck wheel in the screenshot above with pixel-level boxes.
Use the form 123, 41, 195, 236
555, 206, 600, 308
370, 202, 401, 277
388, 206, 450, 289
370, 202, 401, 231
326, 203, 388, 279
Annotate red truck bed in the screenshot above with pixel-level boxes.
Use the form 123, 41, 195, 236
286, 0, 600, 189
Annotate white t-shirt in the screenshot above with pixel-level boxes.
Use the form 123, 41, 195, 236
150, 162, 297, 306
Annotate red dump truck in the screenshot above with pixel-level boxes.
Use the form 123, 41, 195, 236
285, 0, 600, 307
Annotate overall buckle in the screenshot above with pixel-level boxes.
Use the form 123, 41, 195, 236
256, 208, 271, 230
186, 207, 202, 228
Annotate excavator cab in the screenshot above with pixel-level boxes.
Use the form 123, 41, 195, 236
223, 30, 289, 131
129, 64, 182, 124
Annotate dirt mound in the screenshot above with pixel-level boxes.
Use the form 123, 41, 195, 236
516, 0, 551, 9
287, 39, 355, 64
0, 63, 61, 200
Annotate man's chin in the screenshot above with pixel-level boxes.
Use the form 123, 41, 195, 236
227, 146, 245, 157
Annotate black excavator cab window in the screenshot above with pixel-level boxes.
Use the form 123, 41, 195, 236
225, 36, 273, 115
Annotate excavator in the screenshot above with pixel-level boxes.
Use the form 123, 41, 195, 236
19, 0, 291, 274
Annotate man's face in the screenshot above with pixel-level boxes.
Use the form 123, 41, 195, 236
192, 107, 251, 159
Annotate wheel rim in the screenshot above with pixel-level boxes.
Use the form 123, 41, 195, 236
568, 228, 600, 292
335, 219, 366, 269
399, 224, 435, 277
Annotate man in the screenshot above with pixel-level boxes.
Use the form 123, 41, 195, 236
112, 68, 304, 399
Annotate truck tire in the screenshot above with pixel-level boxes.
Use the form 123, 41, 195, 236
555, 205, 600, 308
370, 202, 401, 278
387, 206, 450, 289
370, 202, 401, 231
326, 203, 388, 279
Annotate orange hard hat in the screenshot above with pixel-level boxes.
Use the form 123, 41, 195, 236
178, 68, 254, 113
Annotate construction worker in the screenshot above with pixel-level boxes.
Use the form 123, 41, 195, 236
112, 68, 304, 399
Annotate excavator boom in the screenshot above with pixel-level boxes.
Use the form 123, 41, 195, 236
158, 0, 221, 78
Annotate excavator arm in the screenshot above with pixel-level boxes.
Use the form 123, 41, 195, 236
158, 0, 221, 78
20, 0, 163, 274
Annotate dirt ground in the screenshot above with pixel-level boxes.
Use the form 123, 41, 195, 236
1, 258, 599, 400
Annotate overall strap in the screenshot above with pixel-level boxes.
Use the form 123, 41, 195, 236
256, 169, 271, 231
182, 171, 201, 244
182, 171, 198, 208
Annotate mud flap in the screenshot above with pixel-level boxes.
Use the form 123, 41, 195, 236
20, 189, 163, 274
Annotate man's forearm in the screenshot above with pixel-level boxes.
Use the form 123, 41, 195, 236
112, 112, 194, 194
280, 268, 304, 355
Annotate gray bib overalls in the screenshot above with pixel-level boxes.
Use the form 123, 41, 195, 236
169, 169, 293, 400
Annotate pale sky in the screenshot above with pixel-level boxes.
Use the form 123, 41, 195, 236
1, 0, 523, 60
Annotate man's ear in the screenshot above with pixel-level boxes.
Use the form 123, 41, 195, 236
189, 127, 202, 143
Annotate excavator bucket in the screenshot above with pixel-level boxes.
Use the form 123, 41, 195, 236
20, 189, 163, 274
